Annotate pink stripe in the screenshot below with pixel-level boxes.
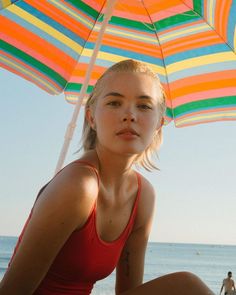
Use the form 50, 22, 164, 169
172, 88, 236, 107
0, 62, 58, 94
176, 107, 236, 127
68, 76, 98, 85
163, 34, 218, 53
82, 0, 104, 12
1, 33, 72, 79
158, 19, 204, 37
176, 117, 236, 127
182, 106, 236, 117
109, 11, 150, 22
0, 51, 62, 93
151, 4, 191, 22
171, 70, 236, 90
184, 0, 194, 9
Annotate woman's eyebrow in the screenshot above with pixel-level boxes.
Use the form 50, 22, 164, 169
104, 92, 124, 98
138, 95, 153, 100
104, 92, 153, 100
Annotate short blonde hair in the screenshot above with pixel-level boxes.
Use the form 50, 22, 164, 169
81, 59, 166, 171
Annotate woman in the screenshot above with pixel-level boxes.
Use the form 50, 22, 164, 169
0, 60, 214, 295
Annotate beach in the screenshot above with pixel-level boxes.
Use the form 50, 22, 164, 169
1, 236, 235, 294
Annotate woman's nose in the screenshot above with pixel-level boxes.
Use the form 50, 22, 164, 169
122, 110, 136, 122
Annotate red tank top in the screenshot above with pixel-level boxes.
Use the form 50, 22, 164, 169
10, 161, 142, 295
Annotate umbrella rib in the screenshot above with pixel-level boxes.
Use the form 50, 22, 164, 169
179, 0, 236, 54
141, 0, 173, 119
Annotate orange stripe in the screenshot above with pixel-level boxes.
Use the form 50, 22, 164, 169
214, 0, 221, 35
162, 31, 222, 56
0, 62, 60, 94
171, 70, 236, 90
159, 19, 204, 36
87, 30, 163, 58
1, 17, 75, 76
25, 0, 93, 40
147, 0, 182, 13
171, 78, 236, 98
71, 63, 105, 79
220, 0, 232, 40
115, 2, 145, 15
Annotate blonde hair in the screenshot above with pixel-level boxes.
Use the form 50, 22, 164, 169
81, 59, 166, 171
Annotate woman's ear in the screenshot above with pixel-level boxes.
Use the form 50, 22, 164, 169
86, 108, 96, 130
160, 117, 164, 127
156, 117, 164, 132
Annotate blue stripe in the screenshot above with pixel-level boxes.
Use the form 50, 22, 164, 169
1, 9, 82, 60
16, 1, 87, 47
0, 57, 62, 94
77, 55, 167, 83
160, 23, 210, 44
84, 42, 165, 67
227, 0, 236, 50
168, 61, 236, 82
174, 104, 236, 118
193, 0, 204, 17
165, 43, 232, 65
156, 16, 202, 33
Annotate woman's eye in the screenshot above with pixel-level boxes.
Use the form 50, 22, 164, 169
138, 104, 152, 110
107, 101, 121, 106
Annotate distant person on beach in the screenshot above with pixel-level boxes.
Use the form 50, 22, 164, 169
0, 60, 214, 295
220, 271, 236, 295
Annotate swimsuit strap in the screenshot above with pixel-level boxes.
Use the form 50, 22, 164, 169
72, 160, 100, 187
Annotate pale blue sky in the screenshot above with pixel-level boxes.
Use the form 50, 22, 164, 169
1, 68, 236, 245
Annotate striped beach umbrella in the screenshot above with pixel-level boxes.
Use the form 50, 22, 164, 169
1, 0, 236, 170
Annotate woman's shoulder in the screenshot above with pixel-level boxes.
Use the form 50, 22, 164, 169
55, 150, 99, 184
138, 177, 155, 215
137, 172, 156, 199
36, 153, 99, 208
32, 155, 100, 230
130, 172, 156, 233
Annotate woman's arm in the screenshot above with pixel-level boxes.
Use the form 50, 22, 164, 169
115, 179, 156, 294
0, 164, 98, 295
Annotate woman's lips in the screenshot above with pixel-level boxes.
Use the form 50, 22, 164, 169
116, 128, 139, 139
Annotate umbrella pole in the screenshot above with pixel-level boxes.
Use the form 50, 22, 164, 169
55, 0, 117, 174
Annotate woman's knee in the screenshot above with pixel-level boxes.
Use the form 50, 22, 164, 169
171, 271, 212, 293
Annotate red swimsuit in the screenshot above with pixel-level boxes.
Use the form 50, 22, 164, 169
9, 161, 141, 295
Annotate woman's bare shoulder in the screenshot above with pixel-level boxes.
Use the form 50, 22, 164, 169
138, 173, 156, 201
55, 160, 99, 192
31, 159, 99, 228
134, 173, 156, 230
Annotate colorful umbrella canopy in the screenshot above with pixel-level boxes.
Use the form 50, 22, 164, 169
1, 0, 236, 170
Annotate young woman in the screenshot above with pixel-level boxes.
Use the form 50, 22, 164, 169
0, 60, 214, 295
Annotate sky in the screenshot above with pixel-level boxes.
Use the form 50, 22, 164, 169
0, 68, 236, 245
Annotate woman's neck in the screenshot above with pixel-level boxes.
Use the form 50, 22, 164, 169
80, 147, 137, 194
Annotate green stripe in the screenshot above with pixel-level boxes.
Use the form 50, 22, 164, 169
66, 82, 94, 94
68, 0, 101, 19
154, 11, 200, 30
165, 107, 174, 119
173, 96, 236, 117
193, 0, 202, 16
1, 40, 66, 88
110, 16, 153, 32
74, 3, 200, 33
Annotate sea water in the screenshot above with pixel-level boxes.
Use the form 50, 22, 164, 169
1, 236, 235, 294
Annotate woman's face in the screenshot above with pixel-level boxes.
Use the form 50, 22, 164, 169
87, 71, 163, 157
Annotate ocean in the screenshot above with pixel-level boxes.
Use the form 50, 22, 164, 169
0, 236, 235, 294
